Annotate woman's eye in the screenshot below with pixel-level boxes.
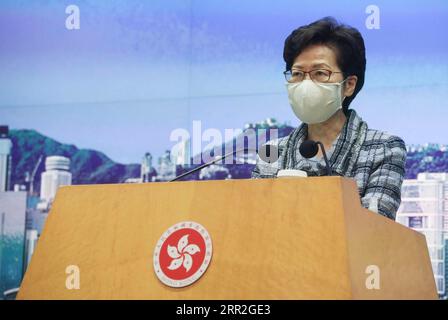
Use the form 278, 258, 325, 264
315, 71, 327, 76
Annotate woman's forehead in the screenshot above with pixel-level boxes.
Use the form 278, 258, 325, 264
292, 44, 338, 69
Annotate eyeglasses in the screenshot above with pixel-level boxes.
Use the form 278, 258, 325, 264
283, 69, 343, 83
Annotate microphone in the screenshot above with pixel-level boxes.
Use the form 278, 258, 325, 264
299, 140, 333, 176
169, 144, 277, 182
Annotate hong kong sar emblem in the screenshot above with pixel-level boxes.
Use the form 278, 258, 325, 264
153, 221, 213, 288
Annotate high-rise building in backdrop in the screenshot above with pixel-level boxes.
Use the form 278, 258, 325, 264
141, 152, 153, 182
397, 173, 448, 298
156, 150, 176, 181
172, 138, 191, 166
39, 156, 72, 203
0, 126, 12, 192
0, 191, 27, 297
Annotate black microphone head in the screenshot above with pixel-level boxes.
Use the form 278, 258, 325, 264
299, 140, 319, 159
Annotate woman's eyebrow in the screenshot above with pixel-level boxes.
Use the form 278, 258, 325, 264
312, 63, 332, 68
292, 62, 332, 69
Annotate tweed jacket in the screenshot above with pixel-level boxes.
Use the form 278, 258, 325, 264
251, 109, 407, 220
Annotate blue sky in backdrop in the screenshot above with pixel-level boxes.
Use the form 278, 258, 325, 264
0, 0, 447, 163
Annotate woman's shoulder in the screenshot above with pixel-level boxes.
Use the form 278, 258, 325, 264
361, 128, 407, 164
350, 109, 405, 150
364, 128, 406, 149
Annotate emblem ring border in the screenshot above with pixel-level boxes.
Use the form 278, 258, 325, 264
153, 221, 213, 288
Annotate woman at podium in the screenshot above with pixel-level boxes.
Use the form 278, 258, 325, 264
252, 17, 407, 221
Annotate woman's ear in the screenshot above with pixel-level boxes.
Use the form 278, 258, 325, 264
343, 75, 358, 97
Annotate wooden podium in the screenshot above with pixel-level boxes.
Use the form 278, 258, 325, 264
17, 177, 437, 299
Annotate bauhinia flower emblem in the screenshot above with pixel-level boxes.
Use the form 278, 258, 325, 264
167, 234, 200, 272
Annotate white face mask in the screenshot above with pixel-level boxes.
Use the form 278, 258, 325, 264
286, 79, 346, 124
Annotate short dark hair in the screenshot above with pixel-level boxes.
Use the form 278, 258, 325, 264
283, 17, 366, 110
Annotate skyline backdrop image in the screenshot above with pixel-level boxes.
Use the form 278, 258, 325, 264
0, 0, 448, 299
1, 0, 447, 164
